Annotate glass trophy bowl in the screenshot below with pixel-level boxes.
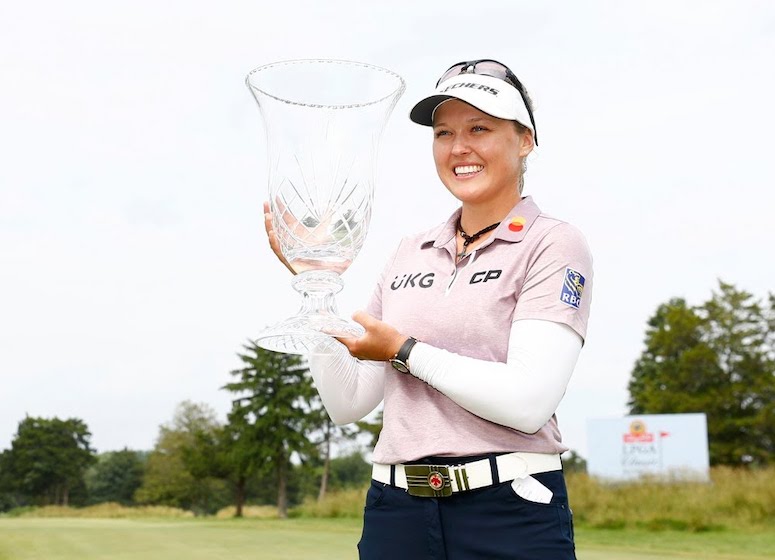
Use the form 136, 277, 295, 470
246, 59, 405, 354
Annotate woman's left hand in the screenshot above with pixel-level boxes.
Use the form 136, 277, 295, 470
336, 311, 407, 362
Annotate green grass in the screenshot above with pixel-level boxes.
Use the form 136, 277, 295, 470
575, 527, 775, 559
2, 468, 773, 559
0, 518, 773, 560
0, 518, 361, 560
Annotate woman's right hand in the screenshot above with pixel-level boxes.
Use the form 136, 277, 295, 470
263, 201, 296, 275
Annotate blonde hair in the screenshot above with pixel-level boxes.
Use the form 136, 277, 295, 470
514, 85, 536, 194
513, 121, 533, 194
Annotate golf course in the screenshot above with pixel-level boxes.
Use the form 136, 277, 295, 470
1, 517, 774, 560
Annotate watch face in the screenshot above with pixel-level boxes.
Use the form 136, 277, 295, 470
390, 359, 410, 373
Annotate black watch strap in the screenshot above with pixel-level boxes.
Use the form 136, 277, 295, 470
390, 337, 419, 374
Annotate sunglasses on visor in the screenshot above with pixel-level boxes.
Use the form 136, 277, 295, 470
436, 59, 538, 144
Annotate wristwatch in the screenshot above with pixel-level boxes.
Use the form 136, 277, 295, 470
390, 337, 419, 373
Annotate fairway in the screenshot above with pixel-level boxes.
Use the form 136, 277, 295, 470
0, 518, 773, 560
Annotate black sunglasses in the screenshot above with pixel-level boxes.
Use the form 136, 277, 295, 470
436, 59, 538, 144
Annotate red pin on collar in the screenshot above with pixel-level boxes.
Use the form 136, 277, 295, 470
508, 216, 526, 232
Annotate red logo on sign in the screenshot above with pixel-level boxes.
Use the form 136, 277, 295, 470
428, 472, 444, 490
623, 419, 654, 443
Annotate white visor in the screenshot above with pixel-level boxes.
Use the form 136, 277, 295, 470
409, 73, 535, 141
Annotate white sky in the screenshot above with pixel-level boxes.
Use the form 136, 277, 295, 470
1, 0, 774, 457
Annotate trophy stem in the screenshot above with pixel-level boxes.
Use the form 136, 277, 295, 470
294, 270, 343, 315
254, 270, 365, 355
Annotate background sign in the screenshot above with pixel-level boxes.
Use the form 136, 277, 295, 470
587, 413, 710, 481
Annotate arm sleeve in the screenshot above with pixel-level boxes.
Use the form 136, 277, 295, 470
308, 341, 385, 425
408, 319, 582, 433
305, 241, 402, 425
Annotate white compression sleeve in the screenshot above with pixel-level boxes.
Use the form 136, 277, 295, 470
408, 319, 583, 433
307, 341, 385, 425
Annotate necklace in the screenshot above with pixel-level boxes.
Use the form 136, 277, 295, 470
457, 217, 500, 259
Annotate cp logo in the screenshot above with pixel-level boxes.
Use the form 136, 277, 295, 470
469, 269, 502, 284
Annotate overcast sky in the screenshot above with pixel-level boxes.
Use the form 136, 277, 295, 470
1, 0, 773, 458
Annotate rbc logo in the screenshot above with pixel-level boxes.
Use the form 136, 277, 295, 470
560, 267, 585, 309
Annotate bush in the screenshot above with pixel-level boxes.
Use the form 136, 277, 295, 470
0, 493, 24, 514
10, 502, 194, 519
567, 466, 775, 531
214, 505, 279, 519
291, 487, 367, 518
2, 506, 38, 518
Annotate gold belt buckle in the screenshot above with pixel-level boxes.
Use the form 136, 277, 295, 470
404, 465, 453, 498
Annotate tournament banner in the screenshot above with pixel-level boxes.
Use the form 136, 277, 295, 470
586, 413, 710, 481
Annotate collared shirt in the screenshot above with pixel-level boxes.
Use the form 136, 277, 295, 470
365, 196, 594, 464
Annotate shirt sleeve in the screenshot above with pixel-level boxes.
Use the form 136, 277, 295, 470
512, 222, 593, 342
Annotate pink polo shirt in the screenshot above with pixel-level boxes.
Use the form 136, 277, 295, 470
366, 196, 593, 464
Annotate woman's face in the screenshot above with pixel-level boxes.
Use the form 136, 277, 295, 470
432, 99, 533, 209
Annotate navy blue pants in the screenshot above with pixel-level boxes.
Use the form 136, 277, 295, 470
358, 456, 576, 560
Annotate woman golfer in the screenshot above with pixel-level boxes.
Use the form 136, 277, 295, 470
265, 59, 592, 560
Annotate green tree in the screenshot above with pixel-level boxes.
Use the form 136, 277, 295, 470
1, 417, 95, 506
328, 450, 372, 489
222, 342, 322, 518
315, 417, 358, 501
134, 401, 229, 514
355, 409, 383, 449
0, 449, 24, 511
561, 450, 587, 474
180, 422, 261, 518
628, 281, 774, 465
85, 449, 146, 505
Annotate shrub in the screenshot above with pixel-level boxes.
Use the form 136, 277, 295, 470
292, 487, 367, 518
12, 502, 194, 519
214, 505, 279, 519
567, 466, 774, 531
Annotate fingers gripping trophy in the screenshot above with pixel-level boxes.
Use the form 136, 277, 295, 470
246, 60, 405, 354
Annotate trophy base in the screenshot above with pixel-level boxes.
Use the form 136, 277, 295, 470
255, 314, 364, 354
255, 270, 365, 355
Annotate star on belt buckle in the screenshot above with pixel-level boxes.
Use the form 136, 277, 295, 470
404, 465, 453, 497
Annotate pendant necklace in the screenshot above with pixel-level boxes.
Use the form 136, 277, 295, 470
457, 217, 500, 259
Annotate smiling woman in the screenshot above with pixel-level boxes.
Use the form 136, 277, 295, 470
431, 101, 532, 240
265, 58, 594, 560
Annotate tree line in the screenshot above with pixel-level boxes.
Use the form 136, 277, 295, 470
0, 343, 377, 517
1, 280, 772, 516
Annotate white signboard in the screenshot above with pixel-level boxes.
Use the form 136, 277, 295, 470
587, 413, 710, 481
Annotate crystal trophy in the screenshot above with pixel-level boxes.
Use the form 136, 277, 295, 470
246, 59, 405, 354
